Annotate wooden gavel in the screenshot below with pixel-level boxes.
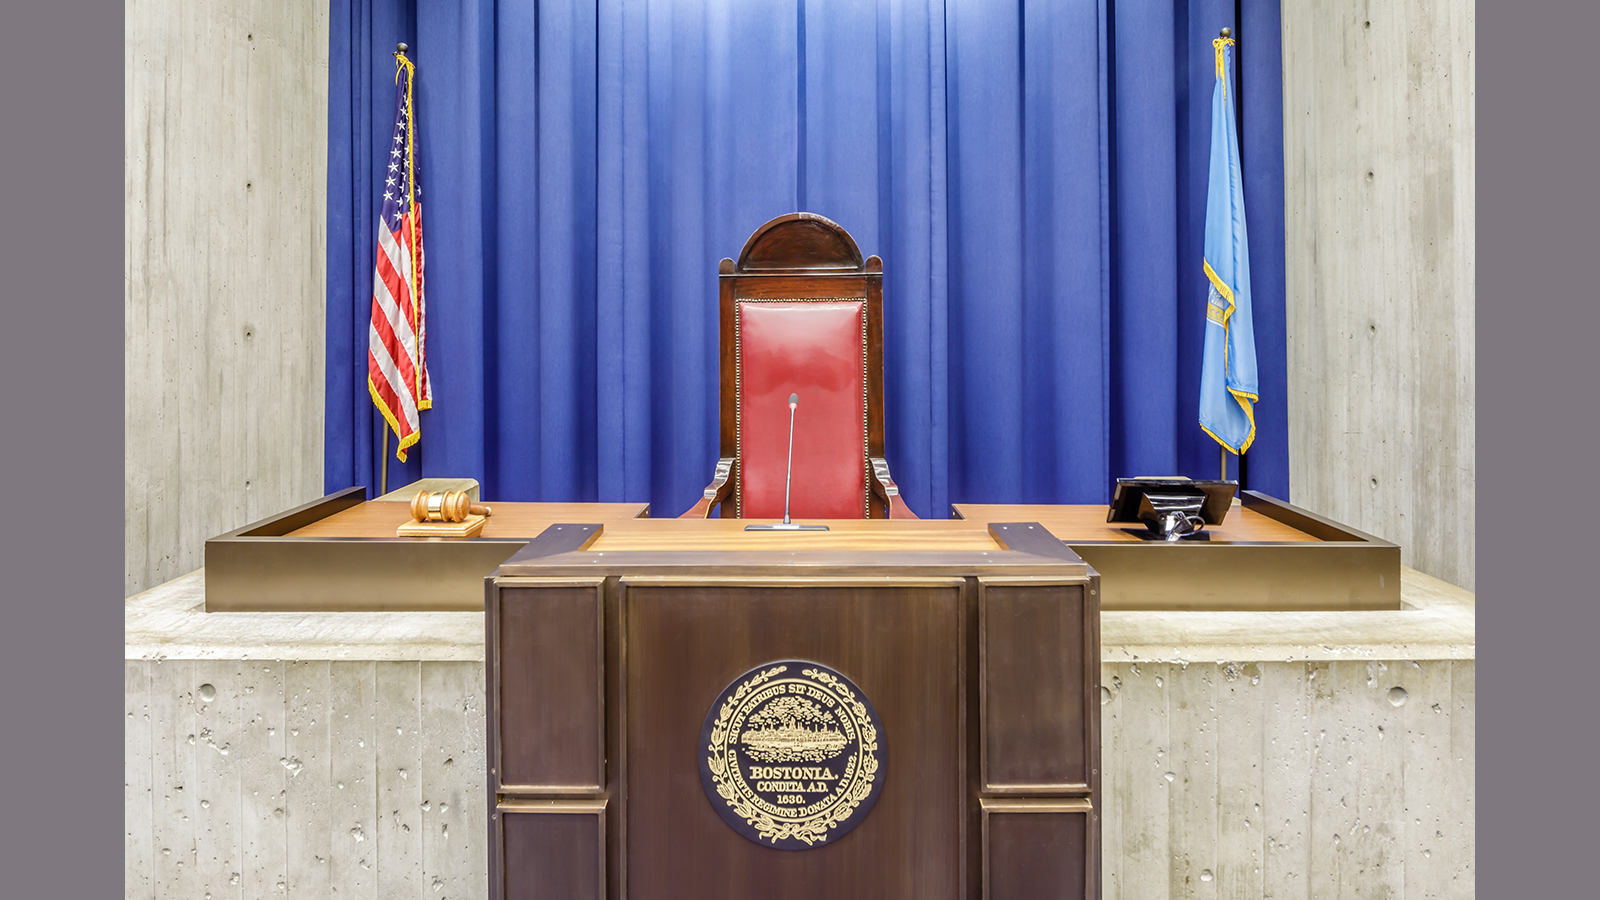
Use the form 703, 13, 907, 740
409, 490, 493, 523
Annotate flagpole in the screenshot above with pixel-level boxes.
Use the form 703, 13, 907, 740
380, 422, 389, 496
1200, 25, 1254, 488
1222, 25, 1245, 491
1220, 25, 1233, 486
1222, 26, 1248, 490
1223, 26, 1228, 486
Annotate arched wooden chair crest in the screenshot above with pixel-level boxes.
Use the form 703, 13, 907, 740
680, 212, 917, 520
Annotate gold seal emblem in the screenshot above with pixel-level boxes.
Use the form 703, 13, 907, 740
699, 661, 887, 849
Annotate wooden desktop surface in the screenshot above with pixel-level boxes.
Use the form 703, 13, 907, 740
953, 502, 1318, 543
287, 500, 651, 539
588, 518, 1003, 552
291, 501, 1001, 552
288, 499, 1318, 546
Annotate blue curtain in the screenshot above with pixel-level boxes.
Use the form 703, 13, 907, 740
326, 0, 1290, 516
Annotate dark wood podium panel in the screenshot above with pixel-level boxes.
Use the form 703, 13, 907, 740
624, 580, 964, 900
492, 580, 606, 793
980, 580, 1095, 793
497, 800, 607, 900
487, 520, 1100, 900
982, 799, 1095, 900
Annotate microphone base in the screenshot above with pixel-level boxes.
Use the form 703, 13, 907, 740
744, 522, 831, 531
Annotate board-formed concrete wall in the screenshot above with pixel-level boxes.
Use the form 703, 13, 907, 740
124, 660, 487, 900
124, 657, 1474, 899
1101, 659, 1474, 899
126, 556, 1474, 898
124, 0, 329, 595
1281, 0, 1475, 590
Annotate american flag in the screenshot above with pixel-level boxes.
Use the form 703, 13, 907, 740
367, 50, 430, 461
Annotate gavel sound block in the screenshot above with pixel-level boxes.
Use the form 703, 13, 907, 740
396, 490, 494, 538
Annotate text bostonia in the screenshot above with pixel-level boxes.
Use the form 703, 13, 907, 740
746, 765, 840, 781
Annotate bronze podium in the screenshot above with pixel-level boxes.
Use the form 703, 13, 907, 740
485, 519, 1101, 900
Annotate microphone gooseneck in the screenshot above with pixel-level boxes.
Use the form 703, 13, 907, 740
743, 392, 829, 531
782, 394, 798, 524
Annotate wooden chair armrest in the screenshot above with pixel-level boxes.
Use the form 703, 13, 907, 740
869, 457, 919, 519
679, 458, 737, 518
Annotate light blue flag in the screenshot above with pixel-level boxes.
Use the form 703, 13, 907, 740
1198, 36, 1258, 455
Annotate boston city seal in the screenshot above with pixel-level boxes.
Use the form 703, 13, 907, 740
698, 661, 887, 849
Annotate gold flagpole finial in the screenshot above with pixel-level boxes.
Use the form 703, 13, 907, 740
1214, 28, 1235, 92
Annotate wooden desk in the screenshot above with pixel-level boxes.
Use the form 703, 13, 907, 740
487, 520, 1100, 900
205, 489, 1397, 613
951, 502, 1316, 542
954, 492, 1400, 611
203, 489, 650, 612
286, 499, 651, 541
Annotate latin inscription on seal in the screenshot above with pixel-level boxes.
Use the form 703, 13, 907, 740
698, 661, 887, 849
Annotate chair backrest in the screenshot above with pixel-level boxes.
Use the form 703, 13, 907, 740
718, 213, 887, 518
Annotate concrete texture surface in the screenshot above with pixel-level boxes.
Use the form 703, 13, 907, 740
124, 0, 330, 596
1282, 0, 1476, 590
126, 567, 1472, 898
1101, 658, 1473, 899
126, 659, 486, 899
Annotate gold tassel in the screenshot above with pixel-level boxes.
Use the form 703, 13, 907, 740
1213, 36, 1235, 99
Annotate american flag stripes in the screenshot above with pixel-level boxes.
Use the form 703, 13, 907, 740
367, 50, 430, 461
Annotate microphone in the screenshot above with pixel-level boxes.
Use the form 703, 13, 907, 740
745, 392, 829, 531
782, 393, 797, 523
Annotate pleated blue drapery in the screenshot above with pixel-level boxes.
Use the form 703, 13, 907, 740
326, 0, 1290, 517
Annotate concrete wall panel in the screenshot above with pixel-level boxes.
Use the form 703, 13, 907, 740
283, 661, 336, 896
327, 660, 380, 897
125, 567, 1472, 897
1098, 659, 1475, 899
421, 661, 491, 898
1281, 0, 1475, 589
124, 661, 155, 899
126, 657, 1471, 898
125, 0, 329, 595
375, 662, 425, 896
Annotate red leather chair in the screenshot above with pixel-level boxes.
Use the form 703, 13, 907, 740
680, 213, 918, 520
